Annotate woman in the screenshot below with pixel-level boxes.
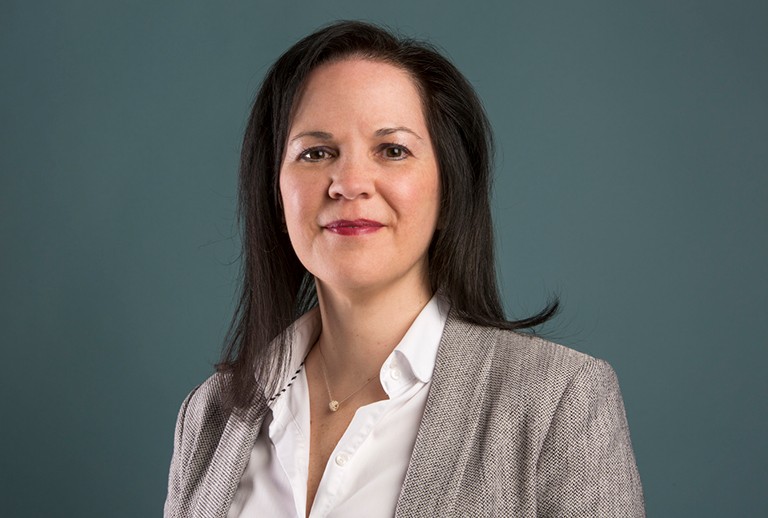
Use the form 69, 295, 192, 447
165, 21, 644, 517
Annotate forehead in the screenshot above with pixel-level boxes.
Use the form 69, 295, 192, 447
288, 58, 427, 132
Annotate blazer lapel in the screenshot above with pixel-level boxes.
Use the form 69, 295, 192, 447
193, 402, 266, 518
396, 313, 498, 517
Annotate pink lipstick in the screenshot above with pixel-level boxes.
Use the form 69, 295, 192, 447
324, 219, 384, 236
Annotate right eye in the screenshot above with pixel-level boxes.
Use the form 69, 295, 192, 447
299, 147, 334, 162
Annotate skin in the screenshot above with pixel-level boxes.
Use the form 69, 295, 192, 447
279, 57, 440, 516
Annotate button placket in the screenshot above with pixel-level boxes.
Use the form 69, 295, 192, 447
335, 452, 350, 467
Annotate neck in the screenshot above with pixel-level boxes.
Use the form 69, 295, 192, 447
313, 278, 433, 382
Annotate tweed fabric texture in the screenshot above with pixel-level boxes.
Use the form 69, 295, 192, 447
164, 313, 645, 517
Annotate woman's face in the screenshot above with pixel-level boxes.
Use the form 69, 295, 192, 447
279, 58, 440, 297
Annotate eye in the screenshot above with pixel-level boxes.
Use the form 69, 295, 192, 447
380, 144, 411, 160
299, 147, 334, 162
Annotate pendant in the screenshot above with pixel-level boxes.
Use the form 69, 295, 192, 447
329, 400, 340, 412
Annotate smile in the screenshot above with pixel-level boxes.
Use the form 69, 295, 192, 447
323, 219, 384, 236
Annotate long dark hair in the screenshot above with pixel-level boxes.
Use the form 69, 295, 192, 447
218, 20, 558, 409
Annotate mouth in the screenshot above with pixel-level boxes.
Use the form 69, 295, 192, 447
323, 219, 384, 236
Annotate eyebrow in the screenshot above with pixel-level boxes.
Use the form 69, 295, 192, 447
290, 131, 333, 142
289, 127, 423, 143
374, 127, 423, 140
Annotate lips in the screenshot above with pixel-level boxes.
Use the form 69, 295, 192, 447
323, 219, 384, 236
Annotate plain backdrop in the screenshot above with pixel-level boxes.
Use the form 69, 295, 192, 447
1, 1, 766, 516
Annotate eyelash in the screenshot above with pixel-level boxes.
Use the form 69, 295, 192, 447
297, 143, 412, 162
298, 147, 334, 162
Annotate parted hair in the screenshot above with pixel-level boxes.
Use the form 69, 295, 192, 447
217, 20, 558, 410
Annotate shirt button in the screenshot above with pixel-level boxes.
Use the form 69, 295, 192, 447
390, 368, 401, 380
335, 453, 350, 467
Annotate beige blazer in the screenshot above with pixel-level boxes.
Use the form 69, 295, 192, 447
164, 313, 645, 517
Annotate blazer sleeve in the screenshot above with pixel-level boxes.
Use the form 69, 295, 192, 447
164, 386, 199, 518
536, 358, 645, 517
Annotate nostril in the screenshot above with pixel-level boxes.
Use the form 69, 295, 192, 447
328, 174, 373, 200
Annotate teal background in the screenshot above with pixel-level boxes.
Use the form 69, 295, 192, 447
1, 0, 766, 515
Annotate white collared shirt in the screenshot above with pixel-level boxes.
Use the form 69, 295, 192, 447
227, 296, 448, 518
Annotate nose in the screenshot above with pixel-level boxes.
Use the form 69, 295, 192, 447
327, 155, 375, 200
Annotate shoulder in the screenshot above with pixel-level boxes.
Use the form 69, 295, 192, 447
440, 316, 613, 412
492, 329, 617, 401
494, 330, 625, 428
168, 373, 234, 478
494, 328, 598, 377
177, 372, 232, 433
164, 372, 239, 515
429, 316, 644, 514
436, 315, 630, 446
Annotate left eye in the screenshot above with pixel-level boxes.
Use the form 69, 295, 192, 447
298, 147, 334, 162
381, 145, 410, 160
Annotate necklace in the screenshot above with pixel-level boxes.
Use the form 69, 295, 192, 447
317, 342, 377, 412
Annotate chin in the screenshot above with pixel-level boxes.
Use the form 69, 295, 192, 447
317, 270, 389, 293
313, 261, 430, 298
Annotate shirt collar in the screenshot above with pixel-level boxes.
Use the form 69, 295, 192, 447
267, 294, 449, 407
390, 294, 449, 384
264, 307, 320, 409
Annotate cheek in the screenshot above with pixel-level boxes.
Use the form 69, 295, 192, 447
279, 182, 312, 261
280, 175, 310, 221
400, 174, 440, 223
278, 173, 290, 215
279, 174, 327, 255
